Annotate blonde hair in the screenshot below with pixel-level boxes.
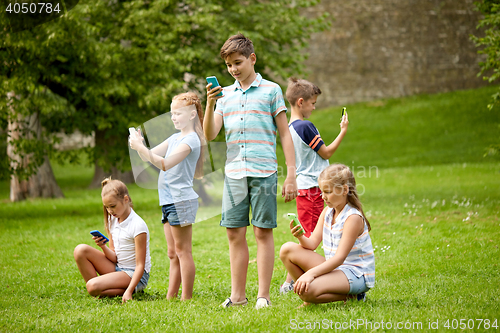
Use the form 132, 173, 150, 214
318, 164, 371, 231
101, 177, 132, 234
220, 33, 255, 60
172, 92, 205, 179
286, 77, 322, 106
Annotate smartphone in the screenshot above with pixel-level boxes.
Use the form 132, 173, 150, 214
287, 213, 305, 237
342, 107, 347, 117
90, 230, 109, 243
206, 76, 223, 97
129, 127, 136, 137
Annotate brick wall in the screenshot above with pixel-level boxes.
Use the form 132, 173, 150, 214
302, 0, 486, 107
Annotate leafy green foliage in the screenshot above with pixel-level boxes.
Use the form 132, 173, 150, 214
471, 0, 500, 155
0, 0, 330, 180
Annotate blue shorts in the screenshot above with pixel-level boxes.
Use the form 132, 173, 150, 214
161, 199, 199, 226
115, 265, 149, 293
220, 173, 277, 229
337, 266, 370, 295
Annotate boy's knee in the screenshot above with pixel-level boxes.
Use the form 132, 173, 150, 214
226, 228, 246, 243
253, 227, 273, 241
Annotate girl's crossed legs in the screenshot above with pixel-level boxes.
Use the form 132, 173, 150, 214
73, 244, 131, 297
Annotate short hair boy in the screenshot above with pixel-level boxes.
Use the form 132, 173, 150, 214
279, 77, 349, 293
204, 33, 298, 309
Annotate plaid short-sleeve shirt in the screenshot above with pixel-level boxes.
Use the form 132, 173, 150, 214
215, 73, 287, 179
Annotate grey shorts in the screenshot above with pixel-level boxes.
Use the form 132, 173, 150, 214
337, 266, 370, 295
115, 265, 149, 293
220, 173, 277, 229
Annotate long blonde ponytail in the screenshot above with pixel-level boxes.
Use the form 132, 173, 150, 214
101, 177, 132, 234
318, 164, 371, 231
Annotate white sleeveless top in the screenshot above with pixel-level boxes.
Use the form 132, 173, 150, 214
322, 204, 375, 288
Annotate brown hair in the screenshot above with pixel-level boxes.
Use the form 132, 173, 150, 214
172, 92, 206, 179
220, 33, 255, 60
286, 77, 322, 106
318, 164, 371, 231
101, 177, 132, 234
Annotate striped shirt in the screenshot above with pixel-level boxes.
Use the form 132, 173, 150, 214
215, 73, 287, 179
323, 204, 375, 288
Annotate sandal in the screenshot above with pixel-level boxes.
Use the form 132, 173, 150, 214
221, 297, 248, 307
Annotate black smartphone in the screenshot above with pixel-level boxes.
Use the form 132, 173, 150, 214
206, 76, 223, 97
90, 230, 109, 244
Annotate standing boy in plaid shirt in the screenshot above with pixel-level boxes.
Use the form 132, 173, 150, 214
204, 33, 298, 309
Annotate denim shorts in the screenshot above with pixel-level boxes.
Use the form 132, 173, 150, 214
115, 265, 149, 293
161, 199, 199, 226
220, 173, 277, 229
337, 266, 370, 295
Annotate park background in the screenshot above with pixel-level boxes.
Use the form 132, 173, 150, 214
1, 0, 499, 332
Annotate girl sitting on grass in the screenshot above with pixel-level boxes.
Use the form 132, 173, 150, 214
129, 92, 205, 300
74, 178, 151, 304
280, 164, 374, 305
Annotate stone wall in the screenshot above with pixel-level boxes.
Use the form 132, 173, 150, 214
54, 130, 94, 150
303, 0, 487, 108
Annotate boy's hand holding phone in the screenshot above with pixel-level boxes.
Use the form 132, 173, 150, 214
206, 76, 223, 103
340, 107, 349, 132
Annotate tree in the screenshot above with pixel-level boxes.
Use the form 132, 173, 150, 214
1, 0, 330, 199
471, 0, 500, 155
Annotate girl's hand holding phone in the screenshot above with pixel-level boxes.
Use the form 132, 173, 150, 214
92, 236, 108, 247
129, 129, 144, 151
289, 220, 305, 238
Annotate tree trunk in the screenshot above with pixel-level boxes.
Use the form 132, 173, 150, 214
7, 100, 64, 202
88, 128, 134, 188
89, 163, 135, 188
193, 179, 212, 206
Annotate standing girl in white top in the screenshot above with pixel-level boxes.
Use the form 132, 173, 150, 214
129, 92, 204, 300
280, 164, 375, 305
74, 178, 151, 304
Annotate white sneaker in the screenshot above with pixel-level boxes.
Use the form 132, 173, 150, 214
279, 280, 294, 294
255, 297, 270, 309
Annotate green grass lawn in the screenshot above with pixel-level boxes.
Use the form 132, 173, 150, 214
0, 86, 499, 332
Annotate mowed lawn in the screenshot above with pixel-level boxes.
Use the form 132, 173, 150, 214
0, 86, 499, 332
